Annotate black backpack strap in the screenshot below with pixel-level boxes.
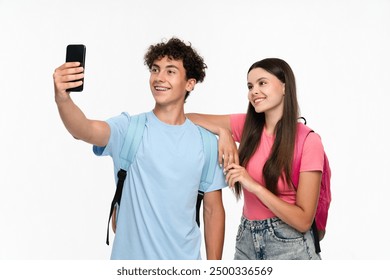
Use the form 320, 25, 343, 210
106, 113, 147, 245
311, 219, 321, 253
106, 169, 127, 245
196, 126, 218, 228
298, 116, 307, 124
195, 191, 204, 227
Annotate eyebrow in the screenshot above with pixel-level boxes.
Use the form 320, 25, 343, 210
151, 64, 180, 70
166, 65, 180, 70
247, 77, 267, 84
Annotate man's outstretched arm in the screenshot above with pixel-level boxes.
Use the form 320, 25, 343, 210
53, 62, 109, 147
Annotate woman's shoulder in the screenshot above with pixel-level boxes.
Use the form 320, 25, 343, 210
230, 113, 246, 125
296, 123, 322, 140
296, 122, 324, 153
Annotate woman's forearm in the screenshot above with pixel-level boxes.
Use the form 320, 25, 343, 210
186, 113, 231, 135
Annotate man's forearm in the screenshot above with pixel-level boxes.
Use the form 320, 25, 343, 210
204, 204, 225, 260
56, 97, 91, 141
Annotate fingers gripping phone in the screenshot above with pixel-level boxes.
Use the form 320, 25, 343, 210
65, 44, 86, 92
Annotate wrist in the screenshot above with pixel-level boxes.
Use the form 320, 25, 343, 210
252, 182, 264, 196
55, 93, 71, 105
217, 127, 230, 137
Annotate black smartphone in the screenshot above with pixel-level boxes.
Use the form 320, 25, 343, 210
65, 44, 86, 92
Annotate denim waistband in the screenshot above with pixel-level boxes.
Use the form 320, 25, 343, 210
240, 216, 282, 230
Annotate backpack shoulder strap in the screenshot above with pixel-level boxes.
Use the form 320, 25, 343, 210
106, 112, 146, 245
292, 122, 314, 188
195, 126, 218, 227
119, 113, 147, 170
198, 126, 218, 189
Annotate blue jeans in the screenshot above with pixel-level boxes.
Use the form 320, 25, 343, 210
234, 216, 321, 260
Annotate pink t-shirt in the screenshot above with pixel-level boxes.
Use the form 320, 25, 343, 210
230, 114, 325, 221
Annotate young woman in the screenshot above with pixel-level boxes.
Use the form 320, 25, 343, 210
187, 58, 324, 260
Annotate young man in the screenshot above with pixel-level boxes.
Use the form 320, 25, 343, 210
53, 38, 226, 260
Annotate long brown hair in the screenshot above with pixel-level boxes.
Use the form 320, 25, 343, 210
235, 58, 299, 198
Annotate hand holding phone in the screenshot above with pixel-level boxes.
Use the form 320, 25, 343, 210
65, 44, 86, 92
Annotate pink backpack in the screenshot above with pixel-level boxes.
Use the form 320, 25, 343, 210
292, 120, 332, 253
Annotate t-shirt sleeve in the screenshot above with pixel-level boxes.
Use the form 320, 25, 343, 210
230, 114, 246, 142
92, 112, 131, 158
300, 132, 325, 173
204, 165, 227, 193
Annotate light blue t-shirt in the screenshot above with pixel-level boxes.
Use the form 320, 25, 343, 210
93, 111, 226, 260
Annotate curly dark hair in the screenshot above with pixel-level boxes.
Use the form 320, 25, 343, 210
144, 37, 207, 100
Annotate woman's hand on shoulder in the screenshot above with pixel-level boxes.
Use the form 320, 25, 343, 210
218, 128, 239, 169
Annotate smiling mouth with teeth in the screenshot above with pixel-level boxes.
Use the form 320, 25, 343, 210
154, 86, 170, 91
253, 97, 265, 104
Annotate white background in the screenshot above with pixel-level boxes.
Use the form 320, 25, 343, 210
0, 0, 389, 260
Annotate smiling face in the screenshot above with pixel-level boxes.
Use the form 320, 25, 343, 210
247, 67, 285, 119
149, 56, 196, 109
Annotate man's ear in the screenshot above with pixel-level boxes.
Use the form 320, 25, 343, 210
186, 78, 196, 92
